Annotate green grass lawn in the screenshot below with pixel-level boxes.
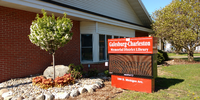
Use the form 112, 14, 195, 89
168, 53, 200, 57
113, 64, 200, 100
181, 58, 200, 61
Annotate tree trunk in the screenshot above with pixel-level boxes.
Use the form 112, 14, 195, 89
187, 51, 194, 62
52, 53, 55, 79
161, 40, 164, 50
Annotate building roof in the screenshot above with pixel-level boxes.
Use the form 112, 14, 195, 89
128, 0, 152, 28
0, 0, 152, 32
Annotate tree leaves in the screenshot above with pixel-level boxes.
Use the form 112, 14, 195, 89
29, 9, 73, 54
152, 0, 200, 61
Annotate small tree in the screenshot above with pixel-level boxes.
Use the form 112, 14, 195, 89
152, 0, 200, 61
29, 10, 73, 79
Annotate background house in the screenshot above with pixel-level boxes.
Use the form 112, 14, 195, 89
0, 0, 153, 82
163, 42, 200, 53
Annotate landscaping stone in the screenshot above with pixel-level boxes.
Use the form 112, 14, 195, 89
54, 92, 70, 99
0, 75, 106, 99
0, 84, 4, 88
91, 84, 98, 90
35, 94, 45, 100
0, 89, 9, 97
4, 96, 13, 100
28, 96, 35, 100
11, 96, 23, 100
70, 89, 80, 97
102, 76, 111, 81
84, 85, 94, 93
96, 81, 104, 88
78, 87, 87, 94
2, 91, 13, 98
44, 93, 54, 100
43, 65, 69, 79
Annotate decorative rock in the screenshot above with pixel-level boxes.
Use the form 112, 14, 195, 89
44, 93, 54, 100
0, 89, 9, 96
28, 96, 35, 100
97, 78, 104, 82
102, 76, 110, 80
0, 75, 105, 99
78, 87, 87, 94
0, 83, 3, 87
70, 89, 80, 97
55, 92, 70, 99
84, 85, 94, 93
95, 82, 104, 88
0, 96, 3, 100
11, 96, 23, 100
43, 65, 69, 79
96, 81, 103, 85
4, 96, 13, 100
2, 91, 13, 98
89, 84, 97, 90
35, 94, 45, 100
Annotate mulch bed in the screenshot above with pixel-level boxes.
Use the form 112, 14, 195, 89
163, 58, 200, 66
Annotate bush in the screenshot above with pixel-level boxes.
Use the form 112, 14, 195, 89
32, 73, 75, 89
158, 50, 169, 60
88, 68, 98, 77
54, 74, 75, 87
157, 50, 169, 64
32, 76, 45, 86
104, 70, 111, 77
40, 78, 54, 89
68, 64, 84, 79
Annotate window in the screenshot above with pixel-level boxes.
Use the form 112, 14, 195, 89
99, 34, 112, 61
114, 36, 119, 38
106, 35, 112, 60
99, 34, 105, 60
120, 36, 124, 38
81, 34, 93, 61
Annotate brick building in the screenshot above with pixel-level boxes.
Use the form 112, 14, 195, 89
0, 0, 152, 82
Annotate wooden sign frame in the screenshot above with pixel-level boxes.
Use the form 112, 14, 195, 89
108, 37, 158, 93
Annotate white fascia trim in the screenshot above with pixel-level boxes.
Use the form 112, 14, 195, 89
138, 0, 152, 22
2, 0, 152, 32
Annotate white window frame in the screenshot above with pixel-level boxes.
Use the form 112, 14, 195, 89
80, 34, 93, 62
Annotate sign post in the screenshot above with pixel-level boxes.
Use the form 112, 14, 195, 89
108, 37, 157, 93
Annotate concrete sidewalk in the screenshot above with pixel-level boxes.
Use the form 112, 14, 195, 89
169, 56, 200, 58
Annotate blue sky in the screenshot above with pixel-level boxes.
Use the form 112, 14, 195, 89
141, 0, 173, 15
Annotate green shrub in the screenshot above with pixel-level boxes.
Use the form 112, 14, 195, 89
104, 70, 111, 77
157, 51, 165, 64
158, 50, 169, 60
157, 50, 169, 64
68, 64, 84, 79
88, 68, 98, 77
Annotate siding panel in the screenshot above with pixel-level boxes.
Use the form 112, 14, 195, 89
52, 0, 142, 25
98, 23, 135, 37
80, 22, 96, 33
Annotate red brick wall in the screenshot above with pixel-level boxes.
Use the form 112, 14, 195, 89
82, 63, 108, 73
135, 30, 149, 37
55, 20, 80, 66
0, 6, 80, 82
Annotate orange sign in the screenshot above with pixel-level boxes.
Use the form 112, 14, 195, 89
108, 37, 157, 54
111, 75, 155, 93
